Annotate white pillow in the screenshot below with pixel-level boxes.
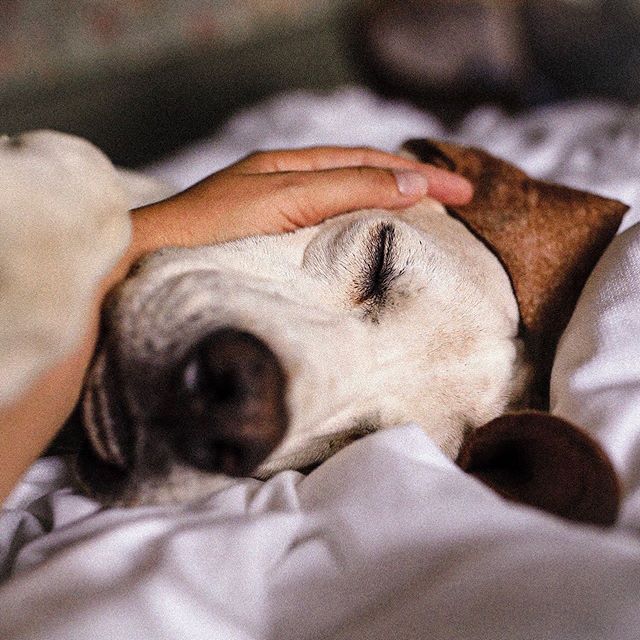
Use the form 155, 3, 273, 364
551, 221, 640, 530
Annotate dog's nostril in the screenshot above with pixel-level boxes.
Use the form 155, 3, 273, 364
211, 370, 239, 403
183, 356, 244, 407
170, 328, 288, 476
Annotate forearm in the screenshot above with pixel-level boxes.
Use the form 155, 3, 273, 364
0, 337, 93, 504
0, 248, 136, 505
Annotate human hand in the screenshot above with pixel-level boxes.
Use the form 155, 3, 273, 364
129, 146, 473, 257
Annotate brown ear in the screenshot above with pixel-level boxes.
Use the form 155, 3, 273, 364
456, 412, 620, 526
404, 139, 628, 405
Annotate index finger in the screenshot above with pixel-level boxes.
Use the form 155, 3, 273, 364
229, 146, 473, 205
230, 146, 426, 174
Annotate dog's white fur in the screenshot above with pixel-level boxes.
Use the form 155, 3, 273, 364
87, 192, 529, 504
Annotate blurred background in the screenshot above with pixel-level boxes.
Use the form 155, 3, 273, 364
2, 0, 640, 167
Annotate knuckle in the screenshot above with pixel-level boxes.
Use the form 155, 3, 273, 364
236, 150, 286, 175
273, 178, 319, 226
349, 146, 377, 164
274, 196, 313, 230
355, 145, 391, 162
273, 171, 303, 191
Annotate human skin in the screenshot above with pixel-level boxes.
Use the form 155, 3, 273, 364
0, 146, 472, 504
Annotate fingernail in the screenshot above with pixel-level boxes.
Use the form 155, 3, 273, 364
393, 170, 429, 197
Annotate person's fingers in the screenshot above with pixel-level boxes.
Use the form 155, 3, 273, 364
421, 164, 474, 205
248, 166, 433, 230
131, 156, 474, 252
229, 146, 430, 174
229, 146, 473, 205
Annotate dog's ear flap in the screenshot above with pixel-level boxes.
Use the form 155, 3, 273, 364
403, 139, 628, 401
456, 412, 620, 526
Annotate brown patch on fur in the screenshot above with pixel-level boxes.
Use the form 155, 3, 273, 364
456, 412, 620, 526
405, 139, 628, 405
402, 138, 457, 172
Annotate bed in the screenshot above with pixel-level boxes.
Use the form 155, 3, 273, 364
1, 87, 640, 638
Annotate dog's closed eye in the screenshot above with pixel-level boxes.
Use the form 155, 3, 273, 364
354, 222, 400, 310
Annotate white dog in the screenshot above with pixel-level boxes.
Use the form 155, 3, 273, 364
73, 138, 626, 524
81, 175, 525, 502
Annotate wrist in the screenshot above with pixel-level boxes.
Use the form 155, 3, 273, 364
107, 200, 174, 288
128, 196, 193, 261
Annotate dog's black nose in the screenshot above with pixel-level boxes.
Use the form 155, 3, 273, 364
168, 328, 288, 476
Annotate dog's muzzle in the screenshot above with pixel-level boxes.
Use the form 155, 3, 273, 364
164, 328, 288, 476
79, 326, 289, 500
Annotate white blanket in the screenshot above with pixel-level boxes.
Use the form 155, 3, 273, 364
2, 87, 640, 638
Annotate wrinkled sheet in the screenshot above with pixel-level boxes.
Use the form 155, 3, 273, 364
2, 87, 640, 638
2, 426, 640, 639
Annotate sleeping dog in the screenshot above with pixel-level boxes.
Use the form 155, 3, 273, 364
74, 139, 627, 524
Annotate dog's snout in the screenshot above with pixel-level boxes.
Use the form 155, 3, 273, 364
168, 328, 288, 476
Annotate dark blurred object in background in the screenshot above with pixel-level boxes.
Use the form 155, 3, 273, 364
355, 0, 640, 124
353, 0, 529, 121
0, 1, 358, 166
523, 0, 640, 102
4, 0, 640, 165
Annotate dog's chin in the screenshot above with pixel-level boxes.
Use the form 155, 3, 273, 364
74, 455, 307, 508
74, 442, 233, 507
125, 466, 236, 507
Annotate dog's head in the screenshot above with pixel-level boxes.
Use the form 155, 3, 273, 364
76, 140, 627, 524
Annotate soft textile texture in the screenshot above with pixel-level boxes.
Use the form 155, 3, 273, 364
0, 131, 172, 405
3, 87, 640, 637
2, 426, 640, 640
552, 222, 640, 530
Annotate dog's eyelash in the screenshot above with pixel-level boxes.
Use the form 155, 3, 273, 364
355, 223, 398, 306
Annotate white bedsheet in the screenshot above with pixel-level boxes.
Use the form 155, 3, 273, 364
2, 87, 640, 638
2, 426, 640, 639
